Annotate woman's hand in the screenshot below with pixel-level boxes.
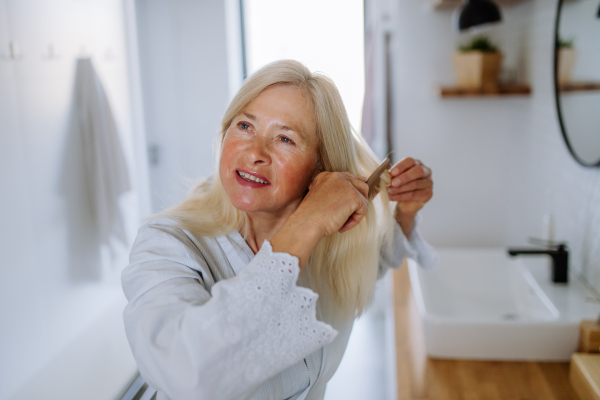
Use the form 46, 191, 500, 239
270, 171, 369, 270
301, 171, 369, 236
386, 157, 433, 236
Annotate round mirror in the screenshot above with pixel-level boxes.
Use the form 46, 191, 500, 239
554, 0, 600, 167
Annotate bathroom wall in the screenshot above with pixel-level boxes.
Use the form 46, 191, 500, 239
504, 0, 600, 290
135, 0, 237, 213
389, 0, 536, 247
0, 0, 145, 398
390, 0, 600, 289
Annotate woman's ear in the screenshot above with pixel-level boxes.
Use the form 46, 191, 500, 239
305, 156, 323, 194
311, 156, 323, 179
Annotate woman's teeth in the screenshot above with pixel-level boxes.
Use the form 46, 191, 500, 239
238, 171, 269, 184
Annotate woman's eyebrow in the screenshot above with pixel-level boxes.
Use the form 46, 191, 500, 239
277, 123, 306, 140
241, 112, 305, 139
242, 112, 256, 121
276, 123, 292, 131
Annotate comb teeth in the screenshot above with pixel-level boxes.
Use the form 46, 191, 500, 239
367, 158, 391, 200
367, 170, 390, 200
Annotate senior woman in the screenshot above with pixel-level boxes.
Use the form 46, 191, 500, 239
122, 60, 437, 400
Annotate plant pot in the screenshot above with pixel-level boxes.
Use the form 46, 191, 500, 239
453, 51, 503, 90
558, 47, 577, 84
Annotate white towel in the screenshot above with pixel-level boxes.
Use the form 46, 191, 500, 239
74, 58, 131, 252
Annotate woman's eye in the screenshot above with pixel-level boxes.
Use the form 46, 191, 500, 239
280, 136, 294, 144
238, 122, 251, 130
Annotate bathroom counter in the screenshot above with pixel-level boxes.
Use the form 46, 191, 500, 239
392, 263, 579, 400
571, 353, 600, 400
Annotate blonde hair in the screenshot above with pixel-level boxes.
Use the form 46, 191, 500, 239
153, 60, 396, 322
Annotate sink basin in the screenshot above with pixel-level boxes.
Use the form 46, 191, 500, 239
408, 248, 600, 361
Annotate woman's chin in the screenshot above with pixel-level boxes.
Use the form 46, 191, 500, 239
229, 197, 269, 214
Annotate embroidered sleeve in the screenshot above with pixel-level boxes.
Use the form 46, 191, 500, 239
122, 224, 337, 400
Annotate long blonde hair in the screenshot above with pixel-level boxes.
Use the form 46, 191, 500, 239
153, 60, 396, 321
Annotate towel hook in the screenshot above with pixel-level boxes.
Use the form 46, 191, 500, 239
78, 45, 91, 59
42, 43, 61, 60
1, 40, 23, 60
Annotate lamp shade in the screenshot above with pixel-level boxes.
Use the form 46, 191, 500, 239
457, 0, 502, 31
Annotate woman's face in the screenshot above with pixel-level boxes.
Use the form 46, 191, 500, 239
220, 84, 320, 216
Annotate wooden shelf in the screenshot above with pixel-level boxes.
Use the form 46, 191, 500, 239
560, 82, 600, 93
433, 0, 530, 10
439, 84, 531, 97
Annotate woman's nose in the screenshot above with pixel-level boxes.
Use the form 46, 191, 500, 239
244, 136, 272, 165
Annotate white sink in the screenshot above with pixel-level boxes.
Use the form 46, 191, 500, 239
408, 248, 600, 361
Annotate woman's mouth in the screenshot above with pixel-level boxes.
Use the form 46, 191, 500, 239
235, 170, 271, 188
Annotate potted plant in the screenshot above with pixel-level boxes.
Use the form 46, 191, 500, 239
453, 36, 503, 90
557, 36, 576, 84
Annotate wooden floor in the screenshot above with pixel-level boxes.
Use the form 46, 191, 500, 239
392, 265, 578, 400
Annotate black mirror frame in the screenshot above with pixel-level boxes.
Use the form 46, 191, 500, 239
553, 0, 600, 168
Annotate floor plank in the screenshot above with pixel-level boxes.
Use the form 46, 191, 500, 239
393, 264, 578, 400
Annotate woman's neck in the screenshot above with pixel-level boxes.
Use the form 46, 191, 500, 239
241, 207, 297, 254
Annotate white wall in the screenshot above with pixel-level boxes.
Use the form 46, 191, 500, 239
504, 0, 600, 290
390, 0, 600, 290
389, 0, 533, 248
135, 0, 234, 212
0, 0, 143, 398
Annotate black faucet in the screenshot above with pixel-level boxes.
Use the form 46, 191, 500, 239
507, 243, 569, 283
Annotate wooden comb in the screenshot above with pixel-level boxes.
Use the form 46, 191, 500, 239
367, 158, 391, 200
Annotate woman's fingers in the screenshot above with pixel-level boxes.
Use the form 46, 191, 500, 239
386, 158, 434, 217
301, 171, 371, 236
387, 177, 432, 195
355, 174, 368, 182
389, 158, 431, 188
337, 172, 369, 233
388, 187, 433, 203
391, 163, 431, 187
338, 196, 368, 233
389, 157, 416, 177
338, 211, 364, 233
345, 172, 369, 200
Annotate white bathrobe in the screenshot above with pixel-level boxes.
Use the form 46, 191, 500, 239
121, 210, 438, 400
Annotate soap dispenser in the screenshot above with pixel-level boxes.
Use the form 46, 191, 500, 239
542, 214, 554, 269
542, 214, 554, 243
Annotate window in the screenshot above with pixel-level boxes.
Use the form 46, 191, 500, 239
242, 0, 365, 132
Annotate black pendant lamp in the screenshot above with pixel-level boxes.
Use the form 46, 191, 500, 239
456, 0, 502, 31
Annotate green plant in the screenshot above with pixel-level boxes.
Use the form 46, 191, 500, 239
458, 36, 499, 53
557, 36, 574, 48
